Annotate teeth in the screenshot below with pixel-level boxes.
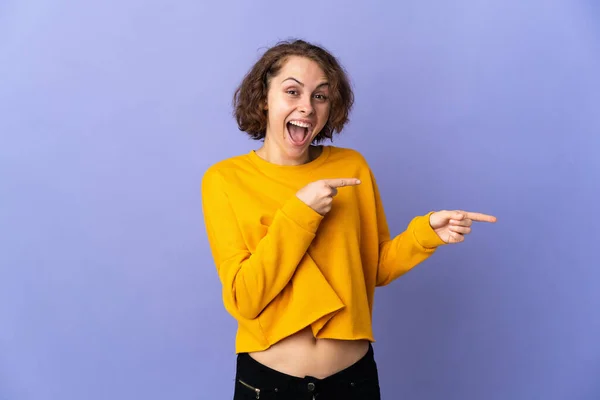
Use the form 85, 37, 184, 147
289, 120, 312, 128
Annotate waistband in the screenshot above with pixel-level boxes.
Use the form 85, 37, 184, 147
236, 343, 377, 394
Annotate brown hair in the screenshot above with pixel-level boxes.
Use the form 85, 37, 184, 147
233, 39, 354, 143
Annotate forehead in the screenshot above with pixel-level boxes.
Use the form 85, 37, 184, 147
276, 56, 328, 83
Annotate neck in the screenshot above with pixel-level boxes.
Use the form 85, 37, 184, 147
256, 138, 320, 166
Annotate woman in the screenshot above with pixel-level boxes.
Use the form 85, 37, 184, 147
201, 39, 496, 399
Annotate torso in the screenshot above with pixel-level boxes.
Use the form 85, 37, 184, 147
211, 146, 377, 376
248, 144, 370, 378
248, 327, 370, 379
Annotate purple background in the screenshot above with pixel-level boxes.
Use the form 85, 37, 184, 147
1, 0, 599, 399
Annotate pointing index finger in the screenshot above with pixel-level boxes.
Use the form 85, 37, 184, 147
464, 211, 497, 223
323, 178, 361, 188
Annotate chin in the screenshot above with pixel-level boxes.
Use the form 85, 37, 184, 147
289, 138, 317, 152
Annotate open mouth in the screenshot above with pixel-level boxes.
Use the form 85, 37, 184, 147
286, 120, 313, 146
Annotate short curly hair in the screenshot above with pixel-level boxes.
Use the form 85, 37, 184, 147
233, 39, 354, 143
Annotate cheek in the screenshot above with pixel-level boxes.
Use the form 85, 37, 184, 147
269, 96, 295, 116
266, 101, 284, 122
317, 104, 331, 122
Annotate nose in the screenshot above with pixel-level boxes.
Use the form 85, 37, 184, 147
298, 95, 314, 115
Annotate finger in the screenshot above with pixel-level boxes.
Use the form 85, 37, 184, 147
323, 178, 361, 188
463, 212, 497, 223
450, 218, 472, 227
449, 225, 471, 235
437, 210, 462, 221
449, 231, 465, 243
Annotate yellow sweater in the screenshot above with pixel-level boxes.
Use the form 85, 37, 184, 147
201, 146, 446, 353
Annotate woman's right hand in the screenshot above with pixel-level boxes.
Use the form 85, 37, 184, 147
296, 178, 361, 215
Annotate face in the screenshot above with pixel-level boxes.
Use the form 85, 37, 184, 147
263, 56, 331, 165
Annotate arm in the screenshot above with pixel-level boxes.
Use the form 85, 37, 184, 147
370, 170, 446, 286
201, 169, 324, 320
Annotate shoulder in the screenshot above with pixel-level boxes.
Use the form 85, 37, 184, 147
324, 146, 380, 187
203, 152, 254, 179
326, 145, 372, 168
201, 152, 255, 192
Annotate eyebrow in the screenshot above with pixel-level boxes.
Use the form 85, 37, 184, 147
282, 77, 329, 89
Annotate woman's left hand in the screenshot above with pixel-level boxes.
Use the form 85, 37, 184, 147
430, 210, 497, 244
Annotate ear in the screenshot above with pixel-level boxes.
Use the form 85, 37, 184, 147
258, 98, 268, 111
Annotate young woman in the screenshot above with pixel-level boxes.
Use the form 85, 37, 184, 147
201, 39, 496, 400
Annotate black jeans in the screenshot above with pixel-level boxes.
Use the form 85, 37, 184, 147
233, 343, 381, 399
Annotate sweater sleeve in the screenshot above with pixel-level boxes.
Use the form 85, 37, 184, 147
370, 170, 447, 287
201, 168, 324, 320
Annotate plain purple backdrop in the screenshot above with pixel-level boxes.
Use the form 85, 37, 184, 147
1, 0, 599, 399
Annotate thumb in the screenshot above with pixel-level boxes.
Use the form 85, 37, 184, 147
451, 210, 465, 220
430, 210, 461, 228
437, 210, 462, 221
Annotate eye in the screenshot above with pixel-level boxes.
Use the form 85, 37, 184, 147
314, 94, 329, 101
286, 90, 299, 96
